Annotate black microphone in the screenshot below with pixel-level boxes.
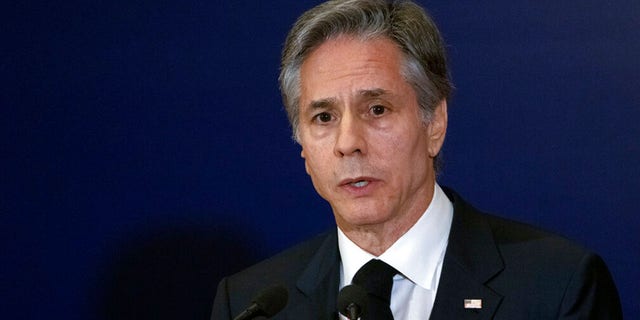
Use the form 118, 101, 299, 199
337, 284, 368, 320
233, 284, 289, 320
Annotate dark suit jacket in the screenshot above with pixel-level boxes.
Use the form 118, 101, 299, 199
211, 188, 622, 319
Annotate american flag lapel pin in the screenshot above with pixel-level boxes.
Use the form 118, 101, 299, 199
464, 299, 482, 309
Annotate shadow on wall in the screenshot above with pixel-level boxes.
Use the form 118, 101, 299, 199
95, 222, 264, 320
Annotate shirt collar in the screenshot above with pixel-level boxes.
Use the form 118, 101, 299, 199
338, 183, 453, 290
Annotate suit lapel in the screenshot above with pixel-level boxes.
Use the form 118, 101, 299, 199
288, 230, 341, 320
430, 188, 505, 319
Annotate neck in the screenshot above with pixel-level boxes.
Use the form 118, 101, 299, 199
337, 184, 435, 256
340, 223, 412, 256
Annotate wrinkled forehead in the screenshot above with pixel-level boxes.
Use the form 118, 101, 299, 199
298, 36, 410, 107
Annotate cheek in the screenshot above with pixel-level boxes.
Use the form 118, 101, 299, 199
302, 146, 327, 177
304, 156, 335, 200
375, 127, 412, 157
376, 126, 429, 169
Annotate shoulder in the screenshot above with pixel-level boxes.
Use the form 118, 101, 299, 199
221, 229, 337, 301
486, 212, 621, 317
481, 209, 622, 317
442, 187, 622, 317
228, 229, 336, 284
443, 186, 596, 291
211, 230, 338, 319
444, 186, 590, 264
485, 211, 588, 258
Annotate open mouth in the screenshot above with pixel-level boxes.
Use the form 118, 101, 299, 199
350, 180, 369, 188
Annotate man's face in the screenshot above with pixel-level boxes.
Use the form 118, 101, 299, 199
297, 36, 447, 233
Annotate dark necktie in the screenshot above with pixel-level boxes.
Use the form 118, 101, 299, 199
351, 259, 398, 320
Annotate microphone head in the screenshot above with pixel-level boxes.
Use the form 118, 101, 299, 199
253, 284, 289, 317
337, 284, 368, 320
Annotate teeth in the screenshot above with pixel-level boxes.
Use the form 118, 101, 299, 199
351, 180, 369, 187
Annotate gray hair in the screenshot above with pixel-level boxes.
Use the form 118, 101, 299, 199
279, 0, 453, 142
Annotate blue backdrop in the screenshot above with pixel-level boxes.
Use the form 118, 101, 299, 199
2, 1, 638, 319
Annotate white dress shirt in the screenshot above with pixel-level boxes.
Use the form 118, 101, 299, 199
338, 183, 454, 319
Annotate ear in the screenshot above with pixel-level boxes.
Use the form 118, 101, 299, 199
427, 100, 448, 158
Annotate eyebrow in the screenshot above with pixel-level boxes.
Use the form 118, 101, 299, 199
308, 97, 337, 110
306, 88, 391, 111
357, 88, 389, 98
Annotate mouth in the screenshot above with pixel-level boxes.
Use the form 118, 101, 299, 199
350, 180, 369, 187
340, 177, 374, 188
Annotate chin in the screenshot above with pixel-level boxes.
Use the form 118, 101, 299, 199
336, 205, 391, 228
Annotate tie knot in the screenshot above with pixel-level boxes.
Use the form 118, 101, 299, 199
352, 259, 398, 302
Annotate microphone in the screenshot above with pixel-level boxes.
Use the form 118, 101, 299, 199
337, 284, 368, 320
233, 284, 289, 320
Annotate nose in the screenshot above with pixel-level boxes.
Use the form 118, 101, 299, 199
334, 112, 366, 157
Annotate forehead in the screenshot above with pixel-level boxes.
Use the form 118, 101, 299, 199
299, 36, 409, 106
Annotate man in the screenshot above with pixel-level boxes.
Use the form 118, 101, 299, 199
211, 0, 622, 319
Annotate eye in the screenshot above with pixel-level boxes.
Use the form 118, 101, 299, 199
313, 112, 333, 123
370, 105, 386, 116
